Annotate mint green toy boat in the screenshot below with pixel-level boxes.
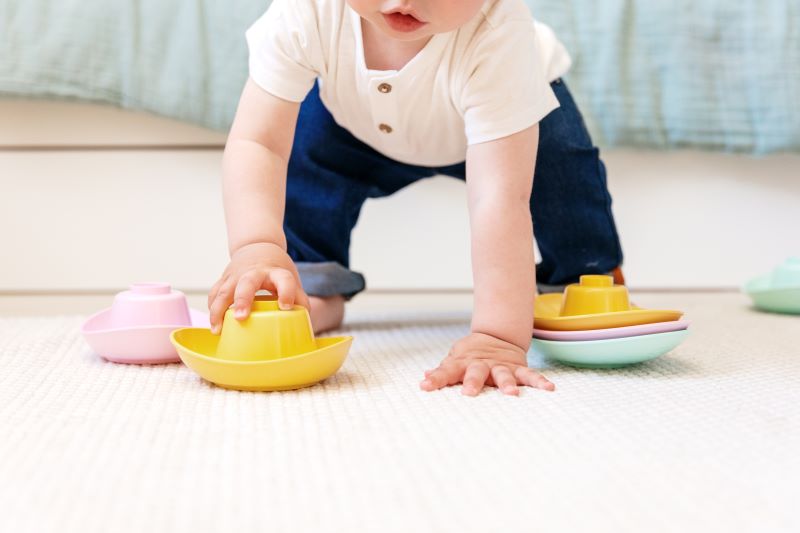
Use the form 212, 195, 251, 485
532, 330, 690, 369
743, 258, 800, 315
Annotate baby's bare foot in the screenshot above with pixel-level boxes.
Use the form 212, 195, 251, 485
308, 295, 345, 333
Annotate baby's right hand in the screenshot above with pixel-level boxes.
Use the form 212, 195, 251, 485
208, 242, 310, 334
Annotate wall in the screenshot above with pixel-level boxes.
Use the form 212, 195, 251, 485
1, 100, 798, 292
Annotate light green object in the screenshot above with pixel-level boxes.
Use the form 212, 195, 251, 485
743, 258, 800, 315
532, 330, 690, 369
745, 289, 800, 315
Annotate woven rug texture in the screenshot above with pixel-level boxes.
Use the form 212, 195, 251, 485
0, 293, 797, 533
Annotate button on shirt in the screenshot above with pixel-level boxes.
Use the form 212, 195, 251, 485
246, 0, 572, 167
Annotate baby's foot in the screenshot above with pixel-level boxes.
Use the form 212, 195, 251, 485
308, 295, 345, 333
611, 266, 626, 285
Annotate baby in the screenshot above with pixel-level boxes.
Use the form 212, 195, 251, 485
208, 0, 623, 395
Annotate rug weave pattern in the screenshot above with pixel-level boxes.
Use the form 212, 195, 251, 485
0, 294, 797, 533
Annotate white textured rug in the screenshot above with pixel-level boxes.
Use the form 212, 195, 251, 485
0, 293, 798, 533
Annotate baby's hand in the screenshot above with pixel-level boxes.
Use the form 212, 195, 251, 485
420, 332, 555, 396
207, 242, 310, 334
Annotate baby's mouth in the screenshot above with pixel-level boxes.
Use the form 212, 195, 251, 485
382, 11, 428, 33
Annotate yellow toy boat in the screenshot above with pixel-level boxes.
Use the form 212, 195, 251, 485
534, 275, 683, 331
171, 296, 352, 391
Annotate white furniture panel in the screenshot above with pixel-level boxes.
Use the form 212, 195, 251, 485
605, 151, 799, 289
0, 150, 229, 290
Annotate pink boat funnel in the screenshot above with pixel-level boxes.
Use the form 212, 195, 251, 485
108, 283, 192, 328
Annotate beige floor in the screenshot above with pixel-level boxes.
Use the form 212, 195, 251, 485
1, 290, 797, 533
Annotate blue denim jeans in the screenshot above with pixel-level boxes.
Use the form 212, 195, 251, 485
285, 80, 623, 298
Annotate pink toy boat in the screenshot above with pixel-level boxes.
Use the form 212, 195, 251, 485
81, 283, 209, 364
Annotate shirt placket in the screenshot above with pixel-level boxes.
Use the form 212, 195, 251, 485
368, 76, 400, 143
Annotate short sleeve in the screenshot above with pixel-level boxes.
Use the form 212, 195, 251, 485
245, 0, 323, 102
458, 22, 560, 145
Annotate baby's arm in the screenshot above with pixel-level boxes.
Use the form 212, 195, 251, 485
208, 79, 310, 333
467, 125, 538, 349
420, 124, 554, 395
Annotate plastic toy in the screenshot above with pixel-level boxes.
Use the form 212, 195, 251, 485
534, 275, 683, 331
533, 319, 690, 342
532, 330, 690, 368
170, 295, 352, 391
743, 257, 800, 314
530, 275, 690, 367
81, 283, 209, 364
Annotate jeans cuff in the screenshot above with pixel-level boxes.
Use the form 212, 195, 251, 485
536, 281, 568, 294
296, 261, 366, 299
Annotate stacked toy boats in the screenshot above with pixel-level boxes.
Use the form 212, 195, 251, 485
743, 257, 800, 315
532, 275, 690, 368
81, 285, 352, 391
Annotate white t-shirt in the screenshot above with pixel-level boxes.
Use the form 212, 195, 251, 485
246, 0, 572, 167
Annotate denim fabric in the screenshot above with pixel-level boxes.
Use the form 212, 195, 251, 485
285, 80, 623, 298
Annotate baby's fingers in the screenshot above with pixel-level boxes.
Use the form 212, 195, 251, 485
209, 280, 236, 335
491, 366, 519, 396
295, 286, 312, 310
420, 363, 463, 392
267, 269, 299, 310
461, 361, 491, 397
514, 366, 556, 391
233, 271, 267, 320
208, 277, 224, 311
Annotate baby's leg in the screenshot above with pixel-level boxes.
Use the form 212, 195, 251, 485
284, 82, 437, 331
529, 79, 624, 286
309, 295, 345, 334
436, 79, 622, 291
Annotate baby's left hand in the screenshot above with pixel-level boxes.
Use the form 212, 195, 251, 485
420, 332, 555, 396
